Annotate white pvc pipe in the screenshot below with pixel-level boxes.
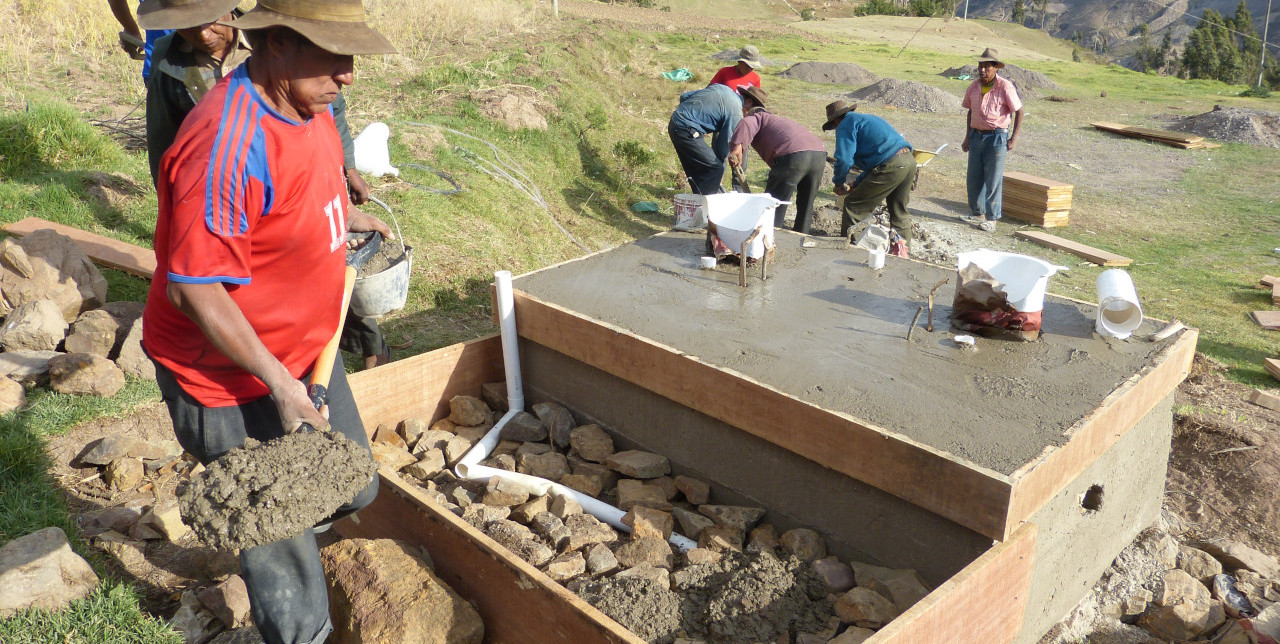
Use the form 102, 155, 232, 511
452, 271, 697, 552
1096, 269, 1143, 340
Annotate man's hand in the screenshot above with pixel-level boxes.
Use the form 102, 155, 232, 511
267, 375, 330, 433
961, 135, 970, 153
833, 183, 850, 196
346, 167, 371, 205
119, 30, 146, 60
727, 145, 743, 169
1006, 138, 1017, 152
347, 205, 393, 241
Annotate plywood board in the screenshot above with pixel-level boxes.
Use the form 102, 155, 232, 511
348, 334, 504, 436
1014, 231, 1133, 267
1252, 311, 1280, 331
1091, 122, 1218, 149
1002, 205, 1069, 228
512, 290, 1017, 540
1273, 283, 1280, 306
1006, 330, 1197, 533
335, 470, 644, 644
1267, 359, 1280, 382
868, 523, 1037, 644
1260, 275, 1280, 289
1004, 171, 1073, 190
3, 217, 157, 279
1249, 389, 1280, 412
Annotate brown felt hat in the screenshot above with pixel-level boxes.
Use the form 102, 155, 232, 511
222, 0, 397, 56
137, 0, 242, 30
977, 47, 1006, 69
822, 100, 857, 131
740, 85, 767, 109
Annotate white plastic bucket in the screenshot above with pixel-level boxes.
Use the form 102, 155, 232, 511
1095, 269, 1143, 339
705, 192, 786, 259
957, 249, 1068, 313
673, 194, 707, 230
350, 197, 411, 318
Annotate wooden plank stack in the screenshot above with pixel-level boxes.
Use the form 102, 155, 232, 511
1002, 171, 1072, 227
1091, 122, 1222, 150
1014, 231, 1132, 266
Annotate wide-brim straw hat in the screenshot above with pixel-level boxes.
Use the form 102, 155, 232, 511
137, 0, 241, 31
822, 100, 857, 131
740, 85, 767, 109
222, 0, 397, 56
977, 47, 1006, 69
736, 45, 763, 70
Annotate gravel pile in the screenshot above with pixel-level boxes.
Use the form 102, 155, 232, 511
779, 61, 878, 86
1170, 106, 1280, 149
846, 78, 963, 113
940, 64, 1059, 97
708, 48, 788, 68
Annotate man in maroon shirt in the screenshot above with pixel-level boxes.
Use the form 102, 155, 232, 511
727, 86, 827, 234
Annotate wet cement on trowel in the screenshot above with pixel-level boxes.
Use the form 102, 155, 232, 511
177, 431, 377, 550
576, 551, 833, 644
514, 231, 1173, 475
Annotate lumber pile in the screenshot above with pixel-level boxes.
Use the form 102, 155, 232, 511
1002, 171, 1072, 228
1091, 122, 1222, 150
1253, 275, 1280, 331
1014, 231, 1131, 267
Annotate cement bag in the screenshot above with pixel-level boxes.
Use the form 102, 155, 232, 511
353, 122, 399, 177
951, 250, 1067, 341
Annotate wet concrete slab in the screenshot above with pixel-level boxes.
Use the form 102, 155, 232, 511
513, 230, 1170, 475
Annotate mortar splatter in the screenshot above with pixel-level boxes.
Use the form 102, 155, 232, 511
177, 431, 377, 550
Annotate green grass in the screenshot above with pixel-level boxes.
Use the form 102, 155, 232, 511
0, 580, 181, 644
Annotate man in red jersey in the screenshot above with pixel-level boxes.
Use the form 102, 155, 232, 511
709, 45, 763, 94
141, 1, 394, 642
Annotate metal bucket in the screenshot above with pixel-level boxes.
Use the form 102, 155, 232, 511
350, 197, 411, 318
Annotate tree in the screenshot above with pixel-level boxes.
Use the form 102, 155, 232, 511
1012, 0, 1025, 25
1181, 9, 1249, 83
1233, 1, 1261, 80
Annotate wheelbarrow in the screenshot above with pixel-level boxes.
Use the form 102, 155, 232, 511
700, 193, 788, 287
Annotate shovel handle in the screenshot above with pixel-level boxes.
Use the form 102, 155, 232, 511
308, 265, 357, 407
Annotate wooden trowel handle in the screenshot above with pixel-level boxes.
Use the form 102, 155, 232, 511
306, 265, 357, 410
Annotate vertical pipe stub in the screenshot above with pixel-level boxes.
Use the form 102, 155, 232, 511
495, 270, 525, 412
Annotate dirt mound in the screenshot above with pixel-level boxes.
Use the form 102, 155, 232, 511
939, 64, 1059, 97
846, 78, 962, 113
708, 48, 788, 68
779, 61, 878, 86
1170, 106, 1280, 149
177, 431, 377, 551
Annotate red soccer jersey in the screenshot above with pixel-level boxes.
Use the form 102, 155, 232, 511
143, 65, 348, 407
709, 66, 762, 94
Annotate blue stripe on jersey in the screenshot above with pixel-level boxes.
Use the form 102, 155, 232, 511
203, 66, 275, 238
168, 272, 252, 285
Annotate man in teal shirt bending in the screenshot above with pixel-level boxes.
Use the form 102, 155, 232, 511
824, 100, 916, 256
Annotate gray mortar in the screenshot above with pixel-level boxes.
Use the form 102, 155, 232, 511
577, 551, 833, 644
513, 231, 1172, 475
177, 431, 377, 550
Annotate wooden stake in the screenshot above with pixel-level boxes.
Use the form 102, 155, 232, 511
927, 278, 948, 332
907, 305, 924, 341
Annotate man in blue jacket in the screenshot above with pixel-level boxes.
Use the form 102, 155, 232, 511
668, 83, 742, 195
824, 100, 916, 255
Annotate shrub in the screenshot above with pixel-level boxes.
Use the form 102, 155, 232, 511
800, 7, 816, 20
855, 0, 906, 17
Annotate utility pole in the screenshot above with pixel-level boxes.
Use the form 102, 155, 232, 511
1261, 0, 1273, 87
554, 0, 559, 18
963, 0, 969, 20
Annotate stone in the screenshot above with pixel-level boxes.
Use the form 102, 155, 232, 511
530, 512, 570, 547
550, 493, 582, 519
1119, 589, 1153, 619
0, 349, 60, 386
481, 381, 508, 413
672, 506, 715, 540
321, 538, 484, 644
78, 436, 145, 466
623, 506, 674, 540
169, 589, 220, 644
92, 531, 147, 570
491, 440, 520, 457
698, 526, 744, 553
559, 473, 604, 497
747, 524, 779, 552
448, 395, 492, 427
404, 449, 447, 481
0, 300, 68, 351
512, 539, 556, 567
615, 563, 671, 587
396, 419, 429, 448
411, 430, 454, 455
461, 504, 510, 527
48, 353, 125, 397
779, 528, 827, 561
830, 626, 876, 643
98, 300, 145, 330
485, 453, 516, 472
1254, 602, 1280, 641
673, 475, 710, 505
371, 441, 417, 471
1201, 541, 1280, 579
570, 459, 619, 491
545, 552, 586, 581
812, 557, 856, 593
0, 230, 108, 322
585, 543, 619, 575
198, 575, 251, 629
372, 423, 406, 448
105, 457, 144, 490
616, 536, 675, 570
444, 435, 473, 465
569, 424, 614, 463
129, 521, 165, 541
139, 500, 190, 542
698, 504, 767, 533
685, 548, 722, 566
616, 479, 672, 512
0, 378, 26, 414
0, 527, 99, 617
486, 519, 536, 546
835, 587, 899, 628
649, 476, 679, 500
430, 418, 458, 434
606, 450, 670, 479
877, 568, 931, 612
500, 411, 546, 442
1178, 545, 1224, 584
515, 441, 553, 458
483, 477, 531, 507
78, 506, 144, 536
511, 495, 550, 524
114, 317, 154, 380
1139, 568, 1226, 640
456, 424, 490, 444
532, 401, 575, 448
519, 452, 569, 481
449, 487, 475, 508
64, 309, 121, 357
565, 513, 618, 550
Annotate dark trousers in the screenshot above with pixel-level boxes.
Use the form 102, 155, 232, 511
154, 354, 378, 644
765, 150, 826, 234
338, 310, 387, 359
840, 149, 918, 238
668, 122, 724, 196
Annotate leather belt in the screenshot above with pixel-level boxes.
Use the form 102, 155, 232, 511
973, 128, 1005, 134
